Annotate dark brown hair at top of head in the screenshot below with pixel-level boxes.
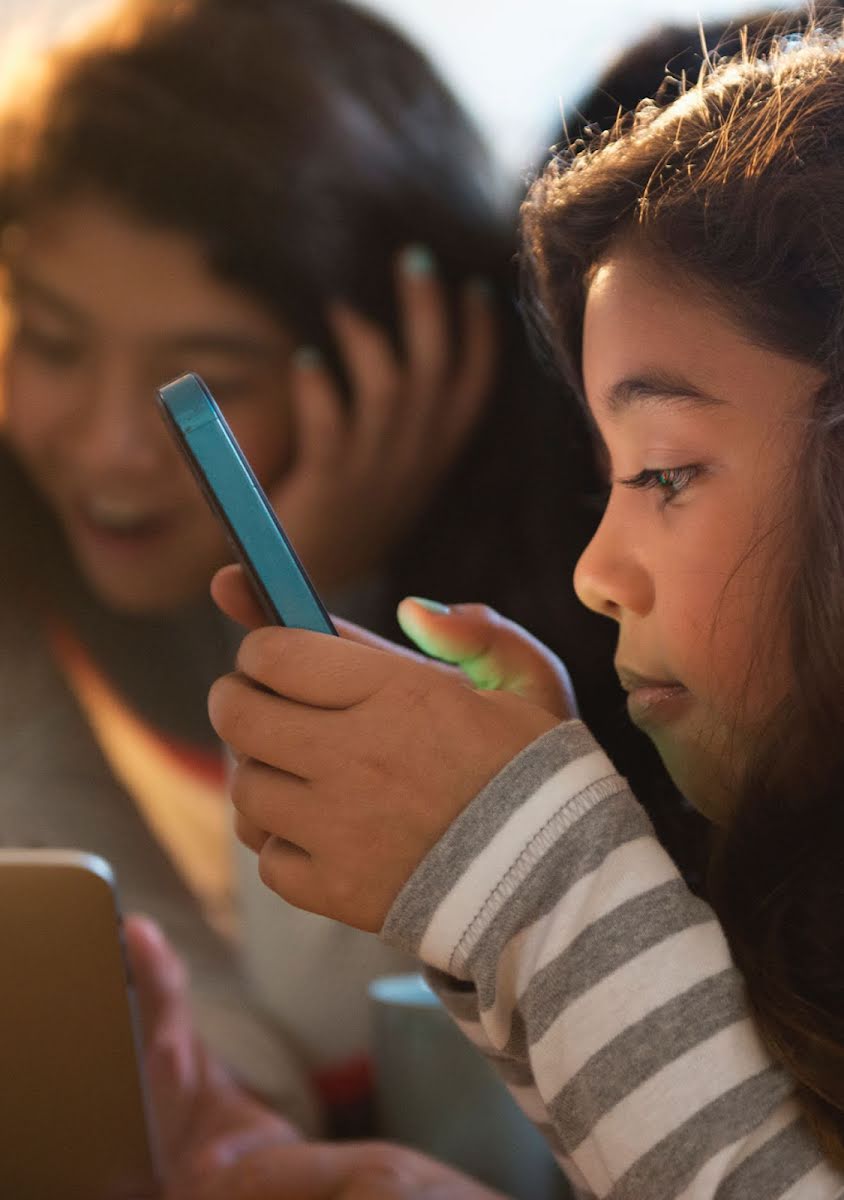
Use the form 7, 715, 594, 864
522, 21, 844, 1163
564, 3, 843, 140
0, 0, 597, 654
0, 0, 507, 349
0, 0, 564, 598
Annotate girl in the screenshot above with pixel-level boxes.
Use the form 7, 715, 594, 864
209, 28, 844, 1197
0, 0, 639, 1129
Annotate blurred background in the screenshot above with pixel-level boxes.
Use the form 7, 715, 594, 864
0, 0, 798, 184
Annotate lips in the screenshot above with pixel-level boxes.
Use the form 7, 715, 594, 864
68, 495, 178, 555
82, 495, 167, 528
616, 665, 690, 729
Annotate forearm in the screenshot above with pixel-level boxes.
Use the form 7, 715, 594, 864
382, 723, 843, 1199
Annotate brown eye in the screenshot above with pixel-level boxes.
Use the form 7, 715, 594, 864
16, 325, 83, 367
619, 464, 702, 506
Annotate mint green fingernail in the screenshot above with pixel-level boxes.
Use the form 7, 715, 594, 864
292, 345, 323, 369
408, 596, 450, 614
401, 244, 436, 276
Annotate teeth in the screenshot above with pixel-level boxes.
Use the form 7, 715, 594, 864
85, 498, 160, 529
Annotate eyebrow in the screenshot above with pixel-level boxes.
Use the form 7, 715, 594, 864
9, 272, 86, 326
156, 333, 282, 363
606, 371, 728, 415
10, 271, 282, 362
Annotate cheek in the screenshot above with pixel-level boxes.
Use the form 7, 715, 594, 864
2, 356, 64, 461
660, 515, 788, 721
226, 392, 293, 486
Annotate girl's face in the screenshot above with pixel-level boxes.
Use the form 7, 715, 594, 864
575, 244, 820, 820
2, 196, 293, 614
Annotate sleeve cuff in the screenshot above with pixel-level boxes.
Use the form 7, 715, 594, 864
381, 720, 628, 975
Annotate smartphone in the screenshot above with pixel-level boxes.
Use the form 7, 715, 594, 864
0, 849, 159, 1199
157, 372, 336, 634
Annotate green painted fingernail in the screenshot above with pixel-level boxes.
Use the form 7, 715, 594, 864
401, 244, 436, 276
292, 345, 323, 369
408, 596, 450, 614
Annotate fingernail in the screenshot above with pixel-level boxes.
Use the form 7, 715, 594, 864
292, 345, 323, 369
400, 244, 437, 276
130, 914, 164, 948
408, 596, 450, 614
467, 277, 495, 300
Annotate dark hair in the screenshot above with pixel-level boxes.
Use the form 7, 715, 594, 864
564, 6, 840, 142
522, 26, 844, 1162
0, 0, 562, 609
0, 0, 507, 347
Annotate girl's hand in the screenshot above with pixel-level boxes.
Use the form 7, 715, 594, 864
269, 247, 496, 591
208, 624, 562, 933
212, 566, 576, 719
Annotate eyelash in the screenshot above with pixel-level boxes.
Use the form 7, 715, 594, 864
617, 464, 702, 507
15, 324, 83, 367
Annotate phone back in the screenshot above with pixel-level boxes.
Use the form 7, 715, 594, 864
0, 851, 159, 1199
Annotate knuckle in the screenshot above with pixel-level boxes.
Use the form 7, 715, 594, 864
234, 812, 268, 853
229, 761, 253, 813
237, 627, 276, 679
207, 674, 238, 736
359, 1142, 415, 1180
457, 601, 499, 625
161, 948, 189, 999
396, 672, 437, 721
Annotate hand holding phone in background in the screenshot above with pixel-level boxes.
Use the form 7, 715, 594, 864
126, 917, 506, 1200
124, 916, 299, 1193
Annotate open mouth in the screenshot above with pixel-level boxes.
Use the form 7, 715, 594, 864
73, 498, 174, 548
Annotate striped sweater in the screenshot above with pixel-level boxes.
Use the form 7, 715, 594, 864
382, 722, 844, 1199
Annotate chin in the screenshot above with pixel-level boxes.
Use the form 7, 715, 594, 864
84, 574, 207, 618
650, 732, 735, 826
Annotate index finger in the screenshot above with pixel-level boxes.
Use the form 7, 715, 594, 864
234, 625, 410, 709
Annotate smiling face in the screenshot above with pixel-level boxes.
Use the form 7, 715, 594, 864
574, 244, 820, 820
1, 196, 294, 614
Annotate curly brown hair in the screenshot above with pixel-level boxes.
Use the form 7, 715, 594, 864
522, 24, 844, 1166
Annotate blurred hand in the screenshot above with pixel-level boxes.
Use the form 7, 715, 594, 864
124, 917, 299, 1195
126, 917, 509, 1200
268, 247, 496, 591
169, 1138, 508, 1200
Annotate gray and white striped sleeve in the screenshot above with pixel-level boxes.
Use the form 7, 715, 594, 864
381, 722, 844, 1200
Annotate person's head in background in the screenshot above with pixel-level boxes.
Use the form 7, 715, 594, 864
0, 0, 537, 618
522, 5, 838, 876
523, 23, 844, 1159
564, 2, 844, 141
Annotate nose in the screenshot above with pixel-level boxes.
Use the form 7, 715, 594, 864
573, 492, 654, 622
75, 358, 169, 475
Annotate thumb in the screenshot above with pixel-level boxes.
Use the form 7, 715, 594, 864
123, 915, 200, 1165
397, 598, 577, 719
211, 564, 267, 631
